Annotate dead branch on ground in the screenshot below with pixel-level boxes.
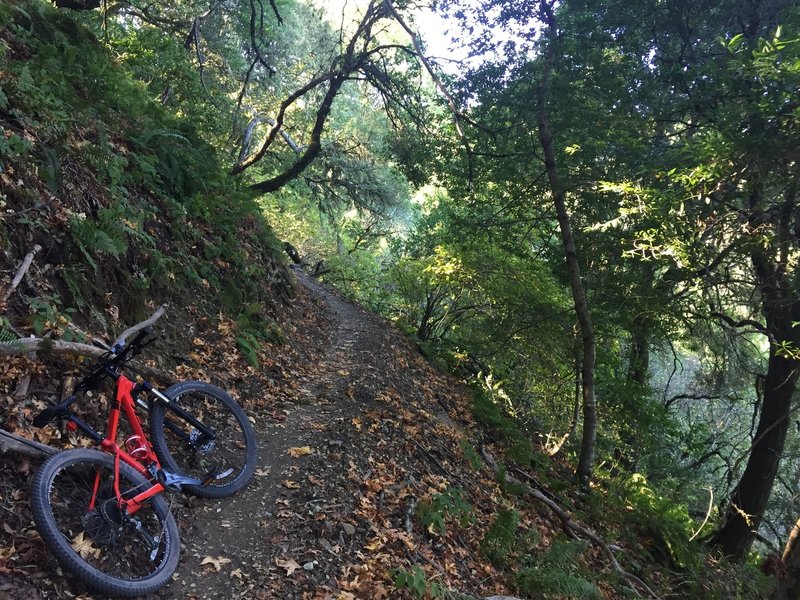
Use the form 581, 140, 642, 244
480, 446, 659, 599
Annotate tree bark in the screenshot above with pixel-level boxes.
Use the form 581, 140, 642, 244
710, 181, 800, 559
771, 518, 800, 600
0, 429, 58, 457
535, 0, 597, 487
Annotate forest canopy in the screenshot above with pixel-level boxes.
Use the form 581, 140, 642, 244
2, 0, 800, 597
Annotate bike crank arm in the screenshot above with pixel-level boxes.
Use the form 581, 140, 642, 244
157, 467, 235, 491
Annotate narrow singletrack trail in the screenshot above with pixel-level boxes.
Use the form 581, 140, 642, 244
2, 267, 502, 600
160, 267, 434, 599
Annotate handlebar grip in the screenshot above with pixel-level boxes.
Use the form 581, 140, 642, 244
32, 406, 60, 427
131, 327, 152, 345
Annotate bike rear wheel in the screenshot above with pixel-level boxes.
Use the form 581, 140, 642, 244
30, 449, 179, 597
149, 381, 257, 498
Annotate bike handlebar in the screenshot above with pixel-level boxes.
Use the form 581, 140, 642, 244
31, 308, 166, 429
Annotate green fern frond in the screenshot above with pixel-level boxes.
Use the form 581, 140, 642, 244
516, 567, 602, 599
0, 326, 20, 346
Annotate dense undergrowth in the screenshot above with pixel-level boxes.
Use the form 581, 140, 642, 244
0, 0, 289, 355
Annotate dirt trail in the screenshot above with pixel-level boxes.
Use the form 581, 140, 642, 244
2, 267, 503, 600
160, 267, 416, 599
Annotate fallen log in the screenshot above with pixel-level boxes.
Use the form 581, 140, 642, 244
0, 429, 58, 458
0, 305, 176, 384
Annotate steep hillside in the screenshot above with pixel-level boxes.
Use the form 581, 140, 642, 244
0, 0, 290, 348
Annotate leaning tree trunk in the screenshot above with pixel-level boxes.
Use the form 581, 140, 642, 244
535, 0, 597, 487
710, 182, 800, 560
772, 518, 800, 600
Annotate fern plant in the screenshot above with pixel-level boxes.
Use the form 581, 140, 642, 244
514, 539, 602, 600
416, 487, 474, 536
480, 509, 522, 566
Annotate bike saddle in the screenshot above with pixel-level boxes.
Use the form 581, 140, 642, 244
32, 396, 75, 427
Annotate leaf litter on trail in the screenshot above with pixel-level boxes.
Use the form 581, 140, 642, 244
275, 557, 302, 576
200, 556, 232, 571
287, 446, 312, 457
71, 532, 100, 559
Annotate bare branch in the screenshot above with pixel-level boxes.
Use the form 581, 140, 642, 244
1, 244, 41, 303
112, 304, 167, 348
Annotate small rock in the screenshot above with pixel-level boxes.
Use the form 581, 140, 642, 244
303, 561, 315, 571
341, 523, 356, 536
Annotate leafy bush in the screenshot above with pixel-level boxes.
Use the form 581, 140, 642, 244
617, 473, 698, 569
480, 509, 521, 566
472, 387, 533, 466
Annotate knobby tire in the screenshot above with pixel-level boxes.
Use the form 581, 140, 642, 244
149, 381, 257, 499
30, 449, 179, 597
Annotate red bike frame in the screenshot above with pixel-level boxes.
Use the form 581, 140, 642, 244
89, 375, 165, 515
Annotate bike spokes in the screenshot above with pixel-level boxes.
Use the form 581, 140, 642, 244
46, 460, 170, 579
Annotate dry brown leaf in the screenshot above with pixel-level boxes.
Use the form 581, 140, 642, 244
71, 532, 101, 559
287, 446, 312, 457
282, 480, 300, 489
201, 555, 232, 571
275, 557, 301, 576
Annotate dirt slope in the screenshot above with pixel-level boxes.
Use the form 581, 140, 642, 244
1, 268, 517, 599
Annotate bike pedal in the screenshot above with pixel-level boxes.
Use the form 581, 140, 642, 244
201, 467, 235, 486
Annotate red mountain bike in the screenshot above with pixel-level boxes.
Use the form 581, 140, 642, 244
30, 324, 257, 597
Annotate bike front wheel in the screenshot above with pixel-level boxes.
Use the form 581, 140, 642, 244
30, 448, 180, 597
149, 381, 257, 498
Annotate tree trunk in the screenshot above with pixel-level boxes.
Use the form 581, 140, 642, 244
771, 518, 800, 600
711, 346, 797, 558
628, 264, 654, 387
535, 0, 597, 487
710, 182, 800, 559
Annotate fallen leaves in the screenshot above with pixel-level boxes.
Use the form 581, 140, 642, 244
275, 557, 302, 576
201, 555, 232, 572
71, 532, 100, 559
282, 480, 300, 489
287, 446, 312, 457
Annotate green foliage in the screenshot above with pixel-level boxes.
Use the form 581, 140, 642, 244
514, 539, 602, 599
234, 303, 285, 368
614, 473, 698, 569
392, 566, 479, 600
472, 387, 533, 467
393, 566, 444, 598
0, 132, 34, 167
480, 509, 522, 566
1, 0, 289, 318
459, 439, 483, 470
416, 487, 474, 536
